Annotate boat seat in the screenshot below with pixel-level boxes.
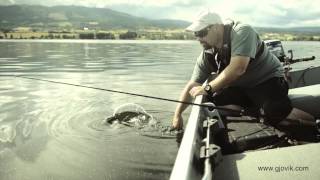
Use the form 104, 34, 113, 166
226, 121, 279, 152
289, 84, 320, 117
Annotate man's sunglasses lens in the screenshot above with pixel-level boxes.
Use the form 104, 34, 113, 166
194, 28, 208, 38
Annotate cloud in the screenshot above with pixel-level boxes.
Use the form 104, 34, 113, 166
228, 0, 320, 27
1, 0, 320, 27
0, 0, 16, 5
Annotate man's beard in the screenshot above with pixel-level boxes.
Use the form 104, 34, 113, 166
200, 41, 212, 50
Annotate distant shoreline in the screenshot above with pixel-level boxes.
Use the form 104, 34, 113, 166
0, 39, 319, 42
0, 39, 197, 43
0, 31, 319, 41
0, 30, 194, 40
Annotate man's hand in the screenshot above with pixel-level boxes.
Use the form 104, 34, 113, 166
171, 81, 201, 130
172, 114, 183, 130
189, 86, 207, 98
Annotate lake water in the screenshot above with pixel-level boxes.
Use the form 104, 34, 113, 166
0, 40, 319, 180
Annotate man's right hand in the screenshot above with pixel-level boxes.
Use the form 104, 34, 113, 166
171, 81, 200, 130
172, 114, 183, 130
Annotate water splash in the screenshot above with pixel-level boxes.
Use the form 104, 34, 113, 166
0, 124, 16, 143
105, 103, 182, 139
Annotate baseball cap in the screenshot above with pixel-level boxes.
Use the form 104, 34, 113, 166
186, 10, 223, 32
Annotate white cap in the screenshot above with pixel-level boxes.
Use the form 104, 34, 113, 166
186, 10, 222, 32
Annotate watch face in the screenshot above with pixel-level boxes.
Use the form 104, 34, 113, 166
205, 85, 211, 91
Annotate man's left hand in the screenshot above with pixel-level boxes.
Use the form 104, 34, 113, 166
189, 86, 207, 98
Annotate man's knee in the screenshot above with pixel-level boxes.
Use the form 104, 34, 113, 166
263, 99, 293, 126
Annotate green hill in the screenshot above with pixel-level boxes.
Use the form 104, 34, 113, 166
0, 5, 190, 31
0, 5, 319, 40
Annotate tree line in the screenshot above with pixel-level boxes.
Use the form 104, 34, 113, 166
0, 28, 195, 40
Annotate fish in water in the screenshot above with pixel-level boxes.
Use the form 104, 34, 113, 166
105, 103, 183, 139
105, 111, 153, 127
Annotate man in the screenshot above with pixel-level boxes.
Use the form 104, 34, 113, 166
172, 10, 317, 130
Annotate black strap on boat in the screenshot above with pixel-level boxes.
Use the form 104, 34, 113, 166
7, 75, 244, 114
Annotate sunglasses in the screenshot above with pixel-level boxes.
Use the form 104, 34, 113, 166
194, 26, 212, 38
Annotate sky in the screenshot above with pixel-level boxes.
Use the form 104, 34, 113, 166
1, 0, 320, 27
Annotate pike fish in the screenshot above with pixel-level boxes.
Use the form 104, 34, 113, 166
105, 111, 153, 127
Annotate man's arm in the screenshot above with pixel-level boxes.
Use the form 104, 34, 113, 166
189, 56, 250, 97
172, 81, 201, 129
208, 55, 250, 91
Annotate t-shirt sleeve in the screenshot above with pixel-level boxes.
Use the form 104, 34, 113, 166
231, 25, 258, 59
190, 52, 210, 84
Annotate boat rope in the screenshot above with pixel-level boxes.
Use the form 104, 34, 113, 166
7, 75, 244, 114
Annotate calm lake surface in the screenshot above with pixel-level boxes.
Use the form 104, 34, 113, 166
0, 40, 319, 180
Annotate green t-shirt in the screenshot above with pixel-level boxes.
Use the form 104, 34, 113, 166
191, 23, 284, 88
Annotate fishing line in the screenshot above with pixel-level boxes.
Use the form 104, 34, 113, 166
2, 75, 318, 133
2, 74, 318, 145
6, 75, 243, 114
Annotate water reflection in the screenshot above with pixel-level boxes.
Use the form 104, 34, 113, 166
0, 40, 200, 180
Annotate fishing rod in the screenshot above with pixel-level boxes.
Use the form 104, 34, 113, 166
7, 75, 244, 114
3, 75, 318, 131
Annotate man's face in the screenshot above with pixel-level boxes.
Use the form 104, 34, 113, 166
194, 25, 218, 49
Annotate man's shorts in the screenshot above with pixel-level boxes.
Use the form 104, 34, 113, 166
209, 77, 293, 125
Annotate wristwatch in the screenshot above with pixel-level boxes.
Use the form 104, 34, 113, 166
204, 84, 213, 96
